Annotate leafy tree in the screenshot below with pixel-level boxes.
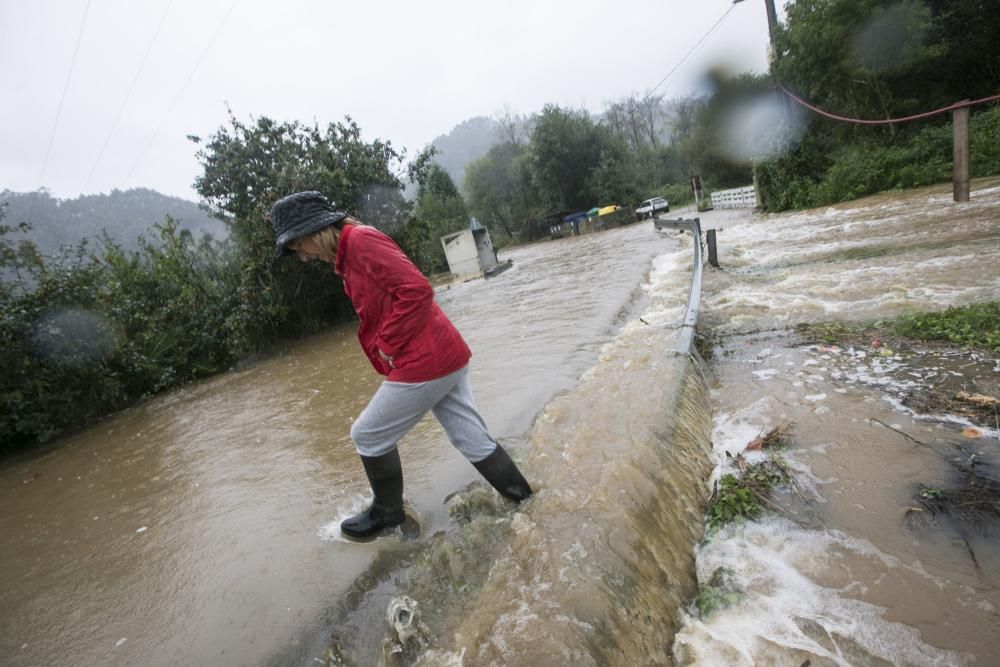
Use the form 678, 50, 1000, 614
0, 212, 240, 451
402, 164, 469, 273
589, 147, 635, 205
529, 105, 625, 212
759, 0, 1000, 211
464, 142, 541, 240
193, 112, 409, 351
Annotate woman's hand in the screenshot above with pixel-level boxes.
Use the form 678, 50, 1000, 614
378, 348, 396, 369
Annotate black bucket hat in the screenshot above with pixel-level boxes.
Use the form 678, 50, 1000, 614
270, 191, 348, 257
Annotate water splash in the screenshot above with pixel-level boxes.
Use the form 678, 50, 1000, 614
673, 517, 969, 667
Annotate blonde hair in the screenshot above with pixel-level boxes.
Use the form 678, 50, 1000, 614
294, 219, 356, 262
309, 225, 342, 258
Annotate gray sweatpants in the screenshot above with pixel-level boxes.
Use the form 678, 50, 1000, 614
350, 365, 498, 462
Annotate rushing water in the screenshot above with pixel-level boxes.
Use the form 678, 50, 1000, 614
5, 179, 998, 667
1, 221, 702, 667
674, 179, 1000, 665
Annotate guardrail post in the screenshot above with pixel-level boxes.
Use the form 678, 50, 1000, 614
706, 229, 719, 268
953, 101, 970, 202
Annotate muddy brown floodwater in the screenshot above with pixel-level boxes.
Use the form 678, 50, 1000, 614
2, 221, 698, 667
4, 178, 997, 667
674, 178, 1000, 666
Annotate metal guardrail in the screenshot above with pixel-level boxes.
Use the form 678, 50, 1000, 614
653, 216, 703, 355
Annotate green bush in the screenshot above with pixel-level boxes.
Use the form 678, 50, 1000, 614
0, 217, 244, 452
893, 302, 1000, 352
659, 182, 695, 208
759, 106, 1000, 211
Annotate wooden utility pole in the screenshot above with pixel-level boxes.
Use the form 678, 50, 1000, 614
764, 0, 779, 42
953, 101, 970, 202
762, 0, 780, 211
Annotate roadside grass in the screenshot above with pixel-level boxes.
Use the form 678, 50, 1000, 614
893, 302, 1000, 353
795, 301, 1000, 354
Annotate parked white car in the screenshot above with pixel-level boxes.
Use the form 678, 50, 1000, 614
635, 197, 670, 220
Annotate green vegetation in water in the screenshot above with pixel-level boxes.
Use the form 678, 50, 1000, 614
893, 302, 1000, 353
708, 473, 766, 528
693, 567, 743, 618
707, 423, 795, 530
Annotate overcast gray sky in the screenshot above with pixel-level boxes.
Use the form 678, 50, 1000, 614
1, 0, 777, 202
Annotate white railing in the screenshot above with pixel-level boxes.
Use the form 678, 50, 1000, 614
710, 185, 757, 209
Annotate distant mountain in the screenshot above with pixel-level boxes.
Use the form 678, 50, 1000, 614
426, 116, 501, 190
0, 188, 227, 257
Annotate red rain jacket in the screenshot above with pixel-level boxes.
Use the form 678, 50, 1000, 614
334, 224, 471, 382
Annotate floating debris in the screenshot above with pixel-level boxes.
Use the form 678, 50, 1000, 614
380, 596, 430, 667
708, 422, 798, 529
912, 475, 1000, 530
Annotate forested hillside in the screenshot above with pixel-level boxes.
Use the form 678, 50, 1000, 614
0, 188, 227, 256
425, 116, 500, 190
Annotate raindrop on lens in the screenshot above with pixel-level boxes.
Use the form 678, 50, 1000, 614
720, 93, 808, 163
31, 308, 117, 366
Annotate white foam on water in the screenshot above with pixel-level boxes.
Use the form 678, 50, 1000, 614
317, 494, 376, 543
679, 364, 980, 665
635, 238, 694, 329
414, 646, 466, 666
703, 187, 1000, 327
707, 396, 788, 491
673, 517, 969, 667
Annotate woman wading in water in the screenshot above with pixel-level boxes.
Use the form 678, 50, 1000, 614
270, 191, 532, 539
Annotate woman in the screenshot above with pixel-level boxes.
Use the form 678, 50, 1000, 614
270, 191, 531, 539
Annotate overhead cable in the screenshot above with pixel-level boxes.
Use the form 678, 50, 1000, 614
82, 0, 174, 193
122, 0, 237, 186
642, 3, 739, 104
29, 0, 92, 219
779, 85, 1000, 125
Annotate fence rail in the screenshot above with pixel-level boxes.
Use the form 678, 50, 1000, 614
710, 185, 757, 209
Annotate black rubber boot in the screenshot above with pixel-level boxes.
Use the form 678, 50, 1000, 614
341, 449, 406, 539
472, 444, 532, 502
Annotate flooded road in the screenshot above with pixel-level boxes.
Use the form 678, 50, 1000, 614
5, 177, 997, 666
1, 221, 694, 666
675, 178, 1000, 665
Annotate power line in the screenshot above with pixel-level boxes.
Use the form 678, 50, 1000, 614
642, 3, 740, 104
122, 0, 237, 187
28, 0, 92, 219
81, 0, 174, 194
779, 85, 1000, 125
